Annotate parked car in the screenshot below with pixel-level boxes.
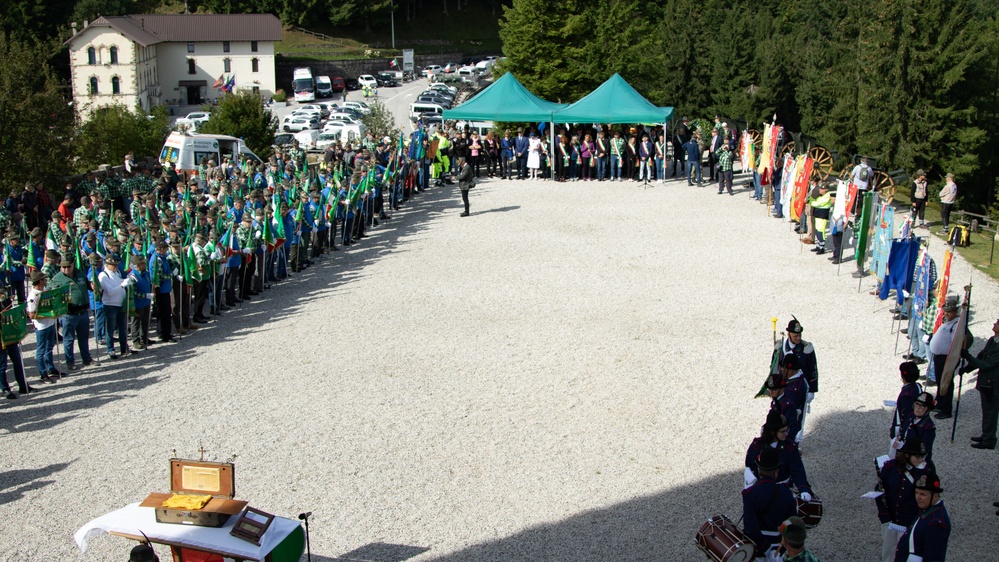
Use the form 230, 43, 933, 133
443, 62, 460, 73
292, 107, 324, 120
376, 72, 399, 87
175, 111, 211, 131
326, 113, 361, 125
315, 76, 333, 98
422, 65, 443, 78
330, 76, 345, 92
281, 115, 320, 132
416, 94, 451, 108
342, 101, 370, 115
345, 78, 361, 91
357, 74, 378, 89
428, 83, 458, 96
422, 89, 454, 102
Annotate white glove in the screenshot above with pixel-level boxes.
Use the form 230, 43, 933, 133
313, 221, 319, 228
806, 392, 815, 403
210, 250, 222, 260
120, 278, 132, 288
242, 248, 251, 255
922, 335, 930, 343
902, 290, 911, 299
145, 293, 154, 300
800, 492, 812, 502
743, 467, 757, 489
255, 231, 262, 239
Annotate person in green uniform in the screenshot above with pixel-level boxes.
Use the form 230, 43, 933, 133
780, 516, 820, 561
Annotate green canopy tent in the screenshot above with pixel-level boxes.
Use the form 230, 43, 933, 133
554, 73, 674, 124
442, 72, 567, 122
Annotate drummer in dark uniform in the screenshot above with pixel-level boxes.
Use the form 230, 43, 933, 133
742, 447, 797, 559
894, 473, 950, 562
745, 409, 813, 500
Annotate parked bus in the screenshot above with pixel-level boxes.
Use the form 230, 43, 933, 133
293, 67, 315, 102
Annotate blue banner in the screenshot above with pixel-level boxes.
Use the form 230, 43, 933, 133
871, 205, 895, 281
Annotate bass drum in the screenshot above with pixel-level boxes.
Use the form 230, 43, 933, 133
796, 495, 823, 528
695, 515, 755, 562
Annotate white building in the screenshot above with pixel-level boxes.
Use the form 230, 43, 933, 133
64, 13, 282, 119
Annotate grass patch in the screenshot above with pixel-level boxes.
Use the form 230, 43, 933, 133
890, 186, 999, 280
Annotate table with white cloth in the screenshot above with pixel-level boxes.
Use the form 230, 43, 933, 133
75, 502, 304, 561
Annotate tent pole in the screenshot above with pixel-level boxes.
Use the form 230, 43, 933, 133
548, 121, 555, 183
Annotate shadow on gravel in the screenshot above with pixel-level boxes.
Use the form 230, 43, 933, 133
315, 542, 430, 561
409, 406, 992, 562
0, 461, 72, 504
0, 183, 458, 432
473, 205, 520, 216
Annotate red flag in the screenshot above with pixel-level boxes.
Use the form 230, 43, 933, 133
932, 249, 953, 332
212, 74, 224, 89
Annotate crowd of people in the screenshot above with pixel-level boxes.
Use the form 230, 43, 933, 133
2, 110, 989, 560
0, 130, 425, 399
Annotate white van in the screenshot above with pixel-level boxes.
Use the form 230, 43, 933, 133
159, 132, 262, 174
315, 76, 333, 98
409, 102, 444, 122
316, 124, 365, 150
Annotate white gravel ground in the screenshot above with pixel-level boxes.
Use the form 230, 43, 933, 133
2, 173, 997, 561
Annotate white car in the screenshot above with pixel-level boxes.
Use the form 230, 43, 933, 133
281, 115, 320, 132
326, 113, 360, 125
422, 65, 442, 78
291, 108, 323, 120
316, 131, 342, 151
357, 74, 378, 89
175, 111, 211, 131
428, 83, 458, 96
341, 101, 370, 115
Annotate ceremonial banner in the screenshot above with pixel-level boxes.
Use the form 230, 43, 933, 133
35, 286, 69, 319
932, 249, 953, 333
1, 304, 27, 346
791, 155, 813, 222
911, 248, 933, 323
740, 132, 756, 173
780, 154, 798, 211
833, 180, 849, 218
844, 182, 860, 222
871, 204, 895, 281
855, 192, 875, 267
940, 286, 970, 395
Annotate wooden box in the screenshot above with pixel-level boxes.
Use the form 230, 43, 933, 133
140, 459, 247, 528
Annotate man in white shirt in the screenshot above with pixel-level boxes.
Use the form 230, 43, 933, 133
928, 297, 960, 418
98, 254, 135, 359
851, 156, 873, 192
26, 270, 59, 384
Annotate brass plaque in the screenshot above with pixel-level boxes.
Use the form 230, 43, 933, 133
181, 465, 222, 493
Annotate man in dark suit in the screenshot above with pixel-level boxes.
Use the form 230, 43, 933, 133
962, 318, 999, 449
514, 129, 530, 180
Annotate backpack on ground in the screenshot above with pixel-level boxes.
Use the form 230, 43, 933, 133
948, 225, 970, 247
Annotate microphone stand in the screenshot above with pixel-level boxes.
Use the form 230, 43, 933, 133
298, 512, 312, 562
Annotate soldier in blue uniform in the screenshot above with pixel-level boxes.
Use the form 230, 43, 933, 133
895, 392, 937, 464
781, 318, 818, 441
745, 409, 813, 499
891, 362, 923, 442
876, 436, 933, 562
743, 446, 798, 559
894, 473, 950, 562
781, 354, 810, 442
765, 374, 803, 445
